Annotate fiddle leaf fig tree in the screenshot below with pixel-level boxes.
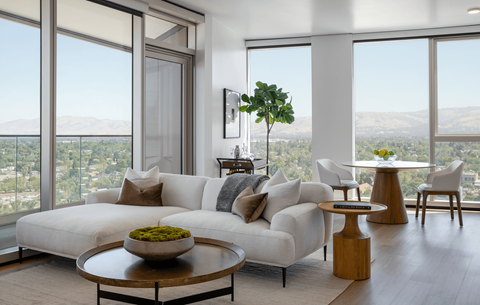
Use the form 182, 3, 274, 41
240, 81, 295, 168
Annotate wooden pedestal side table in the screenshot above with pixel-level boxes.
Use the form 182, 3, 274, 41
318, 201, 387, 280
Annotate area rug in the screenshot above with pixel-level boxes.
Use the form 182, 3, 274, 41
0, 252, 355, 305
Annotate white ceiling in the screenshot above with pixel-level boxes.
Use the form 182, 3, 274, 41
168, 0, 480, 40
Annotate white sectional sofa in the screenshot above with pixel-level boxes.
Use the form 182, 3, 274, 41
16, 172, 334, 286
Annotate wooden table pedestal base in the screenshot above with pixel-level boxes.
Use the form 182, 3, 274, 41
333, 234, 371, 280
333, 214, 371, 281
367, 169, 408, 224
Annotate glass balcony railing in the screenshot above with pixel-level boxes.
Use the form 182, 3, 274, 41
0, 136, 41, 217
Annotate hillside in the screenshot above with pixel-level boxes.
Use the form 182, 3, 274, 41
1, 106, 479, 137
0, 116, 132, 135
252, 106, 480, 139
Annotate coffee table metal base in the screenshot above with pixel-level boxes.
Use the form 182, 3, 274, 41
96, 274, 234, 305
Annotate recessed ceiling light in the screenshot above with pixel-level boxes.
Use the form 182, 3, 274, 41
468, 8, 480, 14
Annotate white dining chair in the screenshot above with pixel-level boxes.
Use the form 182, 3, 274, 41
416, 160, 464, 226
316, 159, 361, 201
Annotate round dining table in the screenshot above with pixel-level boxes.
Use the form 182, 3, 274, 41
342, 161, 435, 224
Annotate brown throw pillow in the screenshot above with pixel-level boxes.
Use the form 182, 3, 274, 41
115, 178, 163, 206
231, 187, 268, 223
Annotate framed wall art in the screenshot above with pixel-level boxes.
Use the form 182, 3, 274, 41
224, 88, 241, 138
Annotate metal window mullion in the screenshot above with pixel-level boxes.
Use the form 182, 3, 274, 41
428, 38, 437, 201
428, 38, 437, 168
133, 15, 144, 171
79, 136, 82, 200
40, 0, 56, 212
15, 137, 18, 203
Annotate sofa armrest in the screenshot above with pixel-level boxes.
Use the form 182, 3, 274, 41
298, 182, 334, 204
270, 202, 334, 261
85, 188, 121, 205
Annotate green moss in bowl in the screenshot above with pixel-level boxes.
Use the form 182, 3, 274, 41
129, 226, 191, 242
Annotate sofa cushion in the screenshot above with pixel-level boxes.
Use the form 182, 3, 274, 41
254, 180, 268, 194
231, 187, 268, 223
118, 167, 159, 200
261, 170, 301, 223
160, 210, 295, 267
201, 178, 226, 211
115, 179, 163, 206
158, 173, 210, 210
16, 204, 190, 259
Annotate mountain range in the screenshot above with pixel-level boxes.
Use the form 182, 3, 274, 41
252, 106, 480, 139
0, 116, 131, 135
1, 107, 479, 137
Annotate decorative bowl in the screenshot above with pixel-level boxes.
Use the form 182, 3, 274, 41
124, 234, 194, 261
374, 155, 397, 164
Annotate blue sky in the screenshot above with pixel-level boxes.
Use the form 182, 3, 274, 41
251, 39, 480, 115
354, 39, 429, 112
249, 47, 312, 118
0, 18, 132, 126
2, 17, 479, 127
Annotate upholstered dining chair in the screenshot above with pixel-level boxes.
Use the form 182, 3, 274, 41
316, 159, 361, 201
416, 160, 464, 226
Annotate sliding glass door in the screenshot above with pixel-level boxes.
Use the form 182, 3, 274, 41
144, 51, 193, 174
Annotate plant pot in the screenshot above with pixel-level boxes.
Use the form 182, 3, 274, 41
374, 155, 397, 164
124, 234, 194, 261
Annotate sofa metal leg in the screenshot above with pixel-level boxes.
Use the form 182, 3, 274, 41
282, 267, 286, 288
324, 245, 327, 261
19, 246, 23, 264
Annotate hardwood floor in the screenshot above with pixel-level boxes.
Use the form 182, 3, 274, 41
330, 208, 480, 305
1, 208, 479, 304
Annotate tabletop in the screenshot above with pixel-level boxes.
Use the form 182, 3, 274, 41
342, 161, 435, 172
318, 201, 387, 215
77, 237, 246, 288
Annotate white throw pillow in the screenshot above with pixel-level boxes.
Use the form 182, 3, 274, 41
261, 169, 301, 223
117, 167, 159, 200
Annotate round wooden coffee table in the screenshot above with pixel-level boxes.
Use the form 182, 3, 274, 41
318, 201, 387, 280
77, 237, 246, 305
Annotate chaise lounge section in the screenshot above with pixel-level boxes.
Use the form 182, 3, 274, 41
16, 172, 334, 286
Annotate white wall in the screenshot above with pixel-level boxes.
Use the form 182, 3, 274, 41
311, 34, 354, 182
196, 15, 248, 177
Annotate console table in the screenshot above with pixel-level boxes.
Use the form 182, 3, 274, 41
216, 158, 268, 177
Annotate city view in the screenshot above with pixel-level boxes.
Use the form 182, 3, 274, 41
250, 105, 480, 203
0, 135, 131, 215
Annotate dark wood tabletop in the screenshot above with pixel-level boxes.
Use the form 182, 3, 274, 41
77, 237, 246, 288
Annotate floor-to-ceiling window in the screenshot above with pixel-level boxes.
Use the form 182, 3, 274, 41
0, 0, 41, 250
354, 39, 429, 199
248, 46, 312, 181
0, 0, 196, 259
355, 36, 480, 204
55, 0, 132, 205
433, 37, 480, 202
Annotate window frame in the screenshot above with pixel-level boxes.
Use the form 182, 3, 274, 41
353, 33, 480, 205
